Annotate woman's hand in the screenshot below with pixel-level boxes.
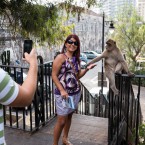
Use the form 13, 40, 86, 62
79, 63, 96, 79
86, 63, 96, 70
60, 90, 68, 99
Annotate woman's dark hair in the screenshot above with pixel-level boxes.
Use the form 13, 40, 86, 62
61, 34, 80, 64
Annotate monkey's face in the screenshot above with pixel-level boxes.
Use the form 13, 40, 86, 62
106, 39, 116, 51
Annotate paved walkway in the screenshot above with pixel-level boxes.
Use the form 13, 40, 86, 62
5, 114, 108, 145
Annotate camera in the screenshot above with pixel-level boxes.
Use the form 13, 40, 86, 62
23, 40, 33, 58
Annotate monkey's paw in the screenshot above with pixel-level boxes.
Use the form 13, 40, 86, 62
128, 72, 135, 77
114, 90, 119, 96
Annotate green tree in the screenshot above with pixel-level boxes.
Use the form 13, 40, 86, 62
111, 5, 145, 70
0, 0, 103, 47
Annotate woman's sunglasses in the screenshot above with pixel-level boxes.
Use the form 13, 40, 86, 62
67, 40, 78, 46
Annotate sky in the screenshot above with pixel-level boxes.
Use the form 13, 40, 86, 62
37, 0, 95, 8
36, 0, 100, 13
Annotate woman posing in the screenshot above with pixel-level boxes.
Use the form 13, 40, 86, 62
52, 34, 96, 145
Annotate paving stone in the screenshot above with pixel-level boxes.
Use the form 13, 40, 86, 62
5, 114, 108, 145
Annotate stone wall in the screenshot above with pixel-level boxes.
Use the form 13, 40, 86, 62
0, 10, 104, 64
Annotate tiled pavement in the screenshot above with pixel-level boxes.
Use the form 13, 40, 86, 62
5, 114, 108, 145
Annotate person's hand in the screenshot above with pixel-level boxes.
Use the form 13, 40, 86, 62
60, 90, 68, 99
23, 48, 37, 66
87, 63, 96, 70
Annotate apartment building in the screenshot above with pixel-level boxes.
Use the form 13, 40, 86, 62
101, 0, 136, 19
136, 0, 145, 21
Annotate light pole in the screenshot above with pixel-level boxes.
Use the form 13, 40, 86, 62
101, 12, 115, 95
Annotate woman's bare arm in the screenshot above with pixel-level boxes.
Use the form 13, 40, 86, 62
52, 54, 68, 98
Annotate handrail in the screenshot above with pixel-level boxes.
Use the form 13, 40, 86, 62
1, 63, 99, 132
1, 63, 144, 145
108, 74, 143, 145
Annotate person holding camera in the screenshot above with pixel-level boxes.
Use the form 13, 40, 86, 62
0, 48, 38, 144
52, 34, 96, 145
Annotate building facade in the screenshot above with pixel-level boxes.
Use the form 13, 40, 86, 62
71, 10, 102, 53
46, 9, 104, 61
100, 0, 145, 22
101, 0, 136, 19
136, 0, 145, 22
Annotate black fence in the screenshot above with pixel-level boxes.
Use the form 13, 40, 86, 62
0, 62, 104, 132
108, 74, 143, 145
0, 62, 144, 145
1, 63, 56, 132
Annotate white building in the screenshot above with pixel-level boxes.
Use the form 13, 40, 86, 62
50, 7, 103, 58
70, 10, 102, 53
136, 0, 145, 22
101, 0, 136, 19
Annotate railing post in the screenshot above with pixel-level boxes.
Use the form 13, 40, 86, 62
135, 78, 141, 145
34, 55, 45, 129
125, 77, 131, 143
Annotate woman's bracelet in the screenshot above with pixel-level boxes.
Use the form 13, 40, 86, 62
85, 67, 89, 71
84, 64, 89, 71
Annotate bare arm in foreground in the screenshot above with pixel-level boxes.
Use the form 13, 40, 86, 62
9, 48, 38, 107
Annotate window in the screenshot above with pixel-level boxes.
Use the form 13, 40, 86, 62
0, 40, 5, 46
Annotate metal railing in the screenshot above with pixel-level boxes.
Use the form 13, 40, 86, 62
78, 83, 109, 118
1, 61, 144, 145
1, 63, 56, 132
1, 62, 105, 132
108, 74, 143, 145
